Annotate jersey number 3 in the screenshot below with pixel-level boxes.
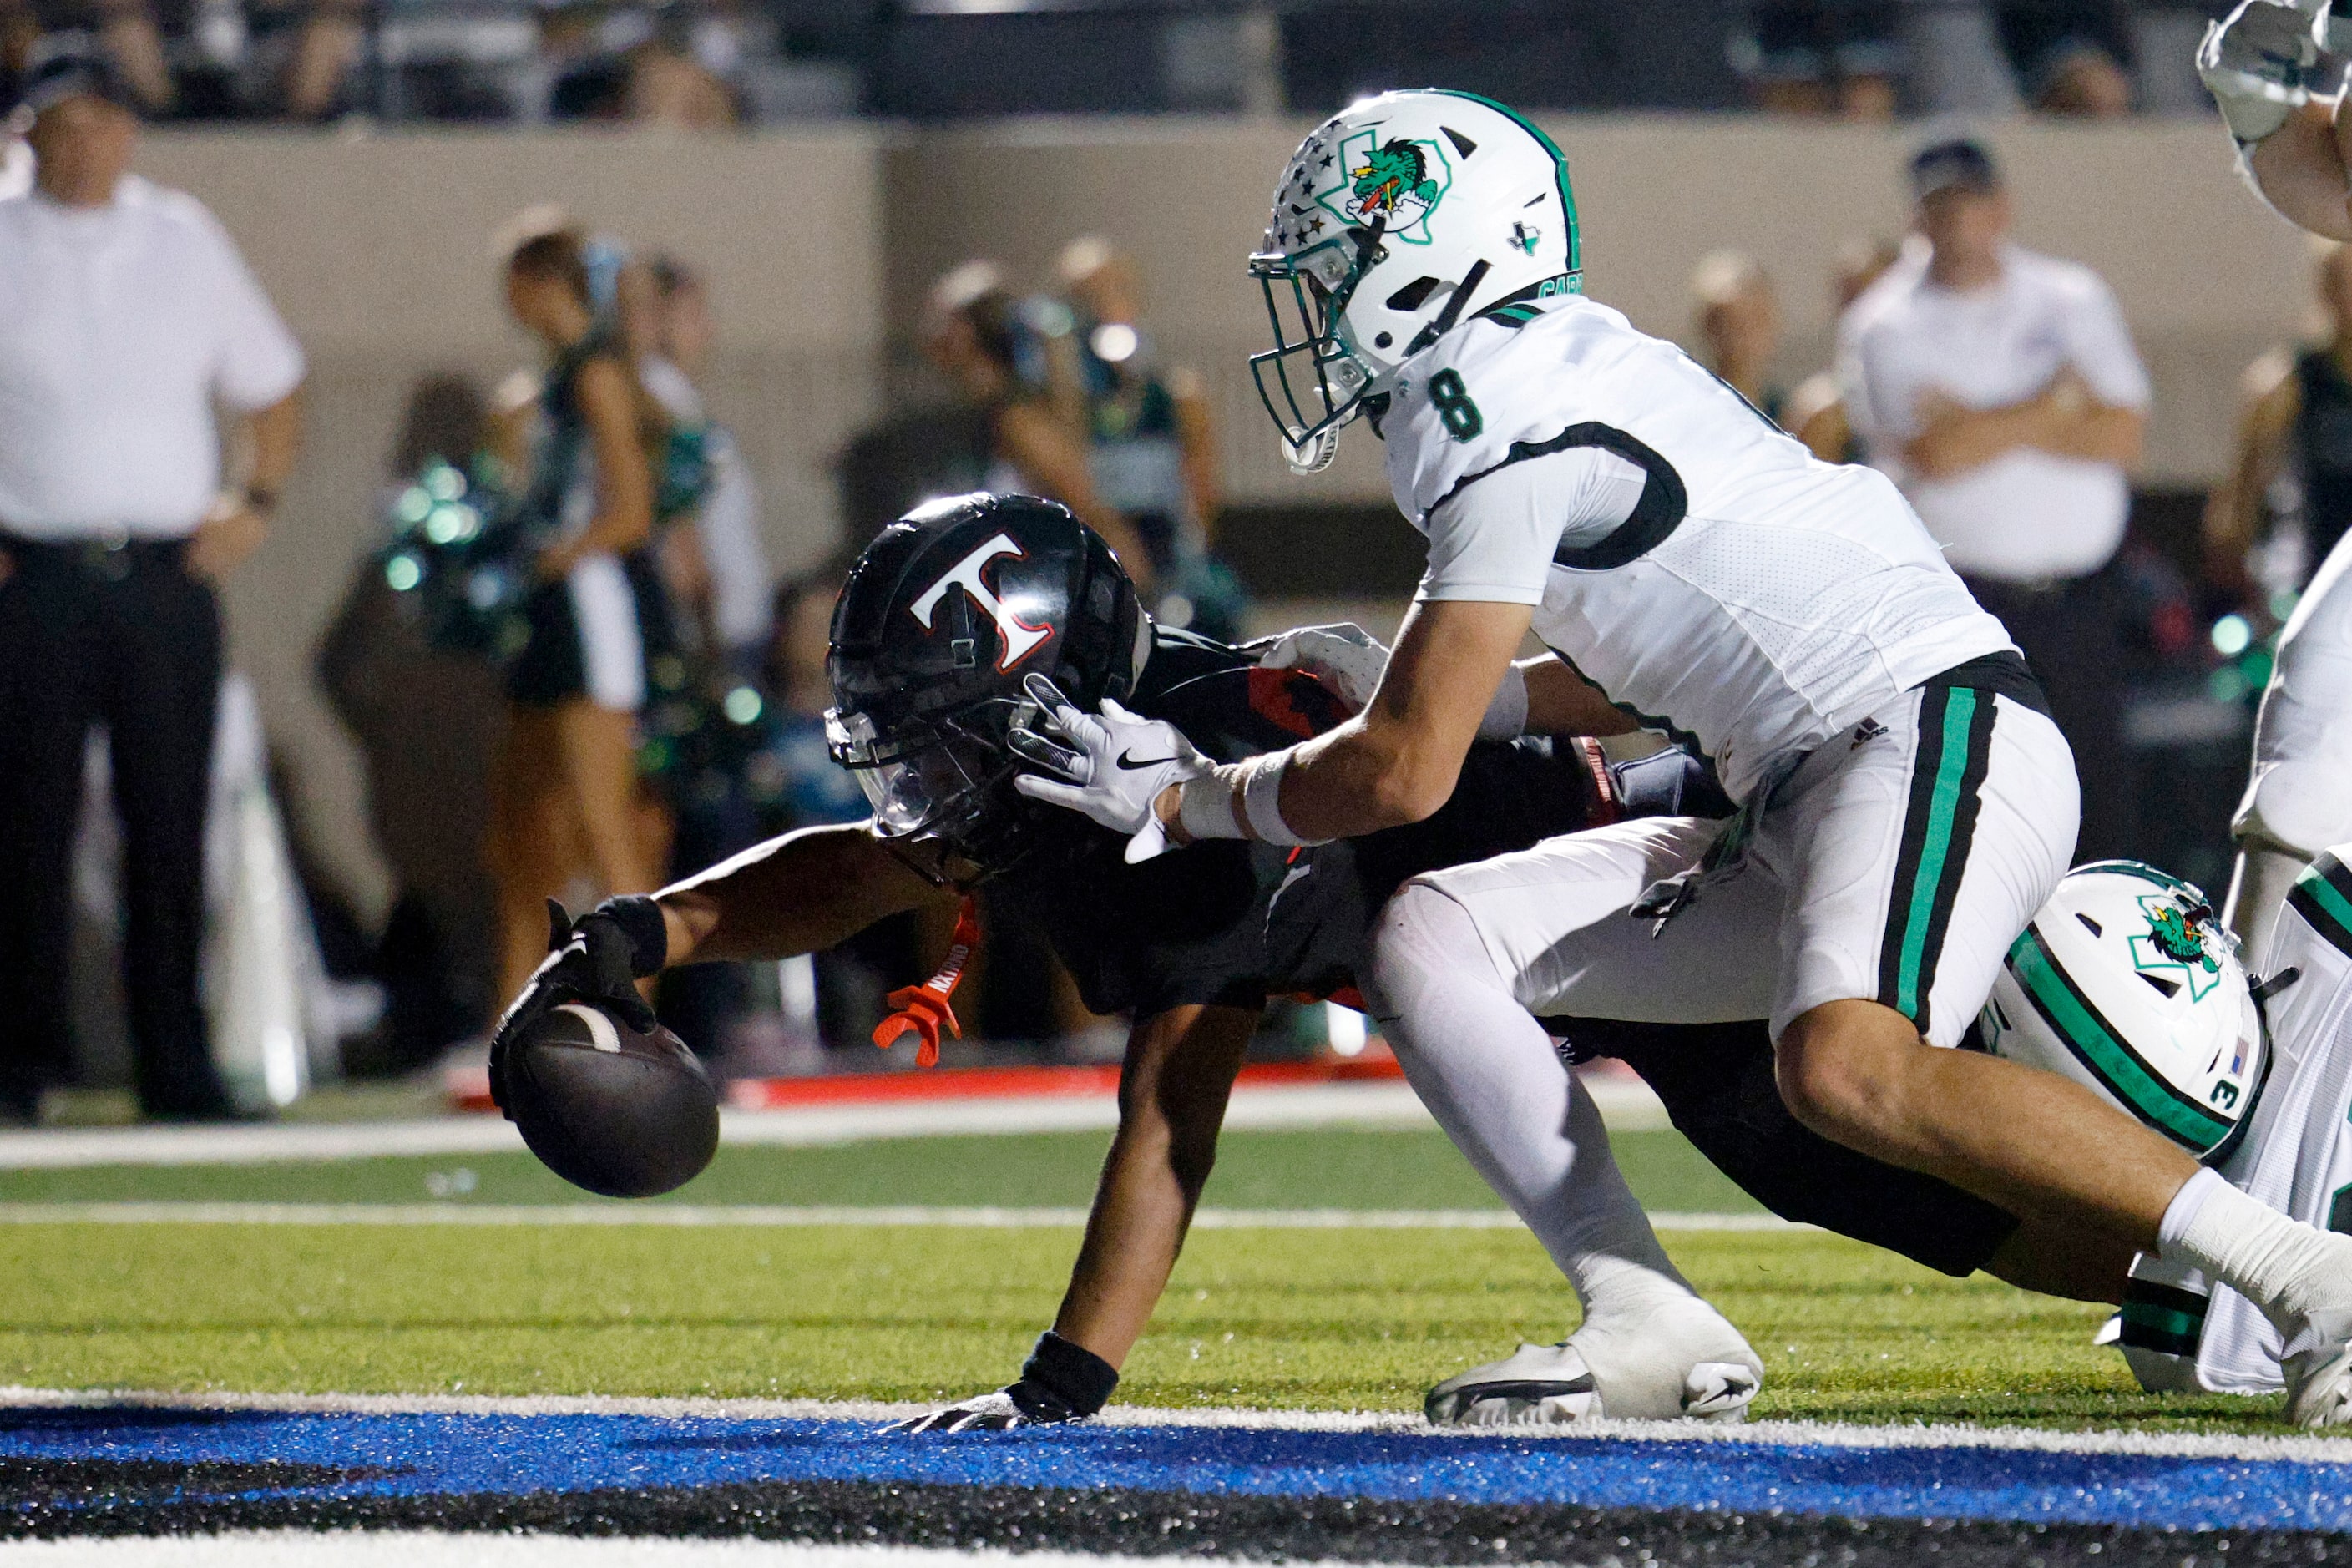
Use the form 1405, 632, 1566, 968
1429, 369, 1483, 442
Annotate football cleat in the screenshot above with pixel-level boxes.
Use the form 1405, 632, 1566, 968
1425, 1341, 1601, 1427
1428, 1297, 1764, 1426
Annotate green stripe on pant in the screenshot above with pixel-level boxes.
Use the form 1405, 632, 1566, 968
1879, 685, 1996, 1039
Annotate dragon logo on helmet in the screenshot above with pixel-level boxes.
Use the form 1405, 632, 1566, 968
1313, 128, 1452, 245
2129, 893, 2225, 1002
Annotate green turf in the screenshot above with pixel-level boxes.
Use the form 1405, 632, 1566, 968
0, 1221, 2279, 1430
0, 1128, 2286, 1430
0, 1127, 1759, 1216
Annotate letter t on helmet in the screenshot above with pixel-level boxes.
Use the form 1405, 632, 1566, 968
1248, 89, 1582, 473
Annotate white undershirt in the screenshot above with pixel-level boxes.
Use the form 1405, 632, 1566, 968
0, 178, 305, 538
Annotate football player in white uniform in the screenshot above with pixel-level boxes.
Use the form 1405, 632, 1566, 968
2118, 847, 2352, 1393
1015, 89, 2352, 1426
2190, 3, 2352, 967
2225, 533, 2352, 968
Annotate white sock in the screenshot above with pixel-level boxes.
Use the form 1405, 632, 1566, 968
2162, 1168, 2352, 1337
1364, 881, 1694, 1318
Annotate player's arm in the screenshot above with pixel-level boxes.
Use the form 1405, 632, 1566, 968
1017, 446, 1640, 855
891, 1002, 1262, 1431
1243, 596, 1534, 837
2206, 352, 2300, 602
656, 823, 950, 966
2249, 101, 2352, 240
486, 825, 944, 1105
1521, 658, 1639, 738
2199, 3, 2352, 235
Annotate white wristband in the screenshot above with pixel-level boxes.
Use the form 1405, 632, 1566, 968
1242, 753, 1332, 847
1176, 769, 1246, 842
1479, 664, 1530, 741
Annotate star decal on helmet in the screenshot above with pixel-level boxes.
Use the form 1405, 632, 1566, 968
1312, 127, 1453, 246
2128, 893, 2225, 1002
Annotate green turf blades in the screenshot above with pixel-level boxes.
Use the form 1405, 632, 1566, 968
0, 1128, 1760, 1216
0, 1220, 2279, 1432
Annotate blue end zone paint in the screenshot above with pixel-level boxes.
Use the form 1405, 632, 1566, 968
3, 1407, 2350, 1535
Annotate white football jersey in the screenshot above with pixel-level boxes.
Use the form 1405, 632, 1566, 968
1384, 296, 2015, 803
2121, 846, 2352, 1393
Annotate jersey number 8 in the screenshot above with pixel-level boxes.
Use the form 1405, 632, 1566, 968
1429, 369, 1483, 442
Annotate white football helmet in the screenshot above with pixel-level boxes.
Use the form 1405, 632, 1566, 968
1248, 89, 1581, 473
1976, 862, 2267, 1158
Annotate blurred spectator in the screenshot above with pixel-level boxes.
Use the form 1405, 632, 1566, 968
741, 569, 920, 1063
318, 372, 504, 1072
1732, 2, 1901, 118
920, 258, 1156, 592
2206, 240, 2352, 616
0, 50, 304, 1120
630, 254, 770, 664
1786, 235, 1905, 463
545, 2, 737, 127
3, 8, 172, 116
1995, 0, 2135, 117
1689, 249, 1785, 423
1839, 134, 2150, 861
483, 220, 668, 1006
756, 573, 864, 832
1054, 235, 1239, 638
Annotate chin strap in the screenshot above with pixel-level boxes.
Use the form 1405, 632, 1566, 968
873, 894, 981, 1068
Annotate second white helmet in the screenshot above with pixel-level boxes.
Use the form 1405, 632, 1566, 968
1975, 862, 2266, 1158
1247, 89, 1581, 473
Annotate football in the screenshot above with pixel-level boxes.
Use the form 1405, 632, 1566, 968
503, 1002, 721, 1198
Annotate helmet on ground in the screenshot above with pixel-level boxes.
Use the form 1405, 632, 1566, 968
1975, 862, 2265, 1159
1249, 89, 1581, 473
826, 493, 1146, 878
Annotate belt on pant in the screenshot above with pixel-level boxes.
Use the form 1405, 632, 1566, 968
0, 529, 190, 579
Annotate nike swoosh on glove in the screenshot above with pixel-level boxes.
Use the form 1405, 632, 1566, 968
488, 898, 660, 1118
1010, 672, 1211, 863
2200, 0, 2333, 144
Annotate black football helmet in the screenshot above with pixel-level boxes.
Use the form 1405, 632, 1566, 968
827, 493, 1146, 878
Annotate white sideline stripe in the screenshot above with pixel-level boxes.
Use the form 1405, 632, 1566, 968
3, 1387, 2347, 1464
0, 1201, 1794, 1232
0, 1536, 1256, 1567
0, 1080, 1667, 1170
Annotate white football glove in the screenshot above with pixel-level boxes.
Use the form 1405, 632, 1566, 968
2199, 0, 2336, 145
1253, 621, 1530, 741
1252, 622, 1389, 711
1010, 673, 1211, 863
885, 1390, 1064, 1434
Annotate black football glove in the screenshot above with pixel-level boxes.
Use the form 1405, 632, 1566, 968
487, 895, 667, 1119
884, 1331, 1118, 1434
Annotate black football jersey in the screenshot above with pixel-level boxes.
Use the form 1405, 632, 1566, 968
995, 625, 1605, 1017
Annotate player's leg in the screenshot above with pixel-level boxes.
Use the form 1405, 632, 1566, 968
1766, 685, 2352, 1424
1363, 819, 1775, 1422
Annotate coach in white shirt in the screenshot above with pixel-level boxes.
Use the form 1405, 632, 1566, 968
0, 51, 305, 1122
1839, 134, 2149, 862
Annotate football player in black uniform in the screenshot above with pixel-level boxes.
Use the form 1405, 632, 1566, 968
493, 493, 2051, 1429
